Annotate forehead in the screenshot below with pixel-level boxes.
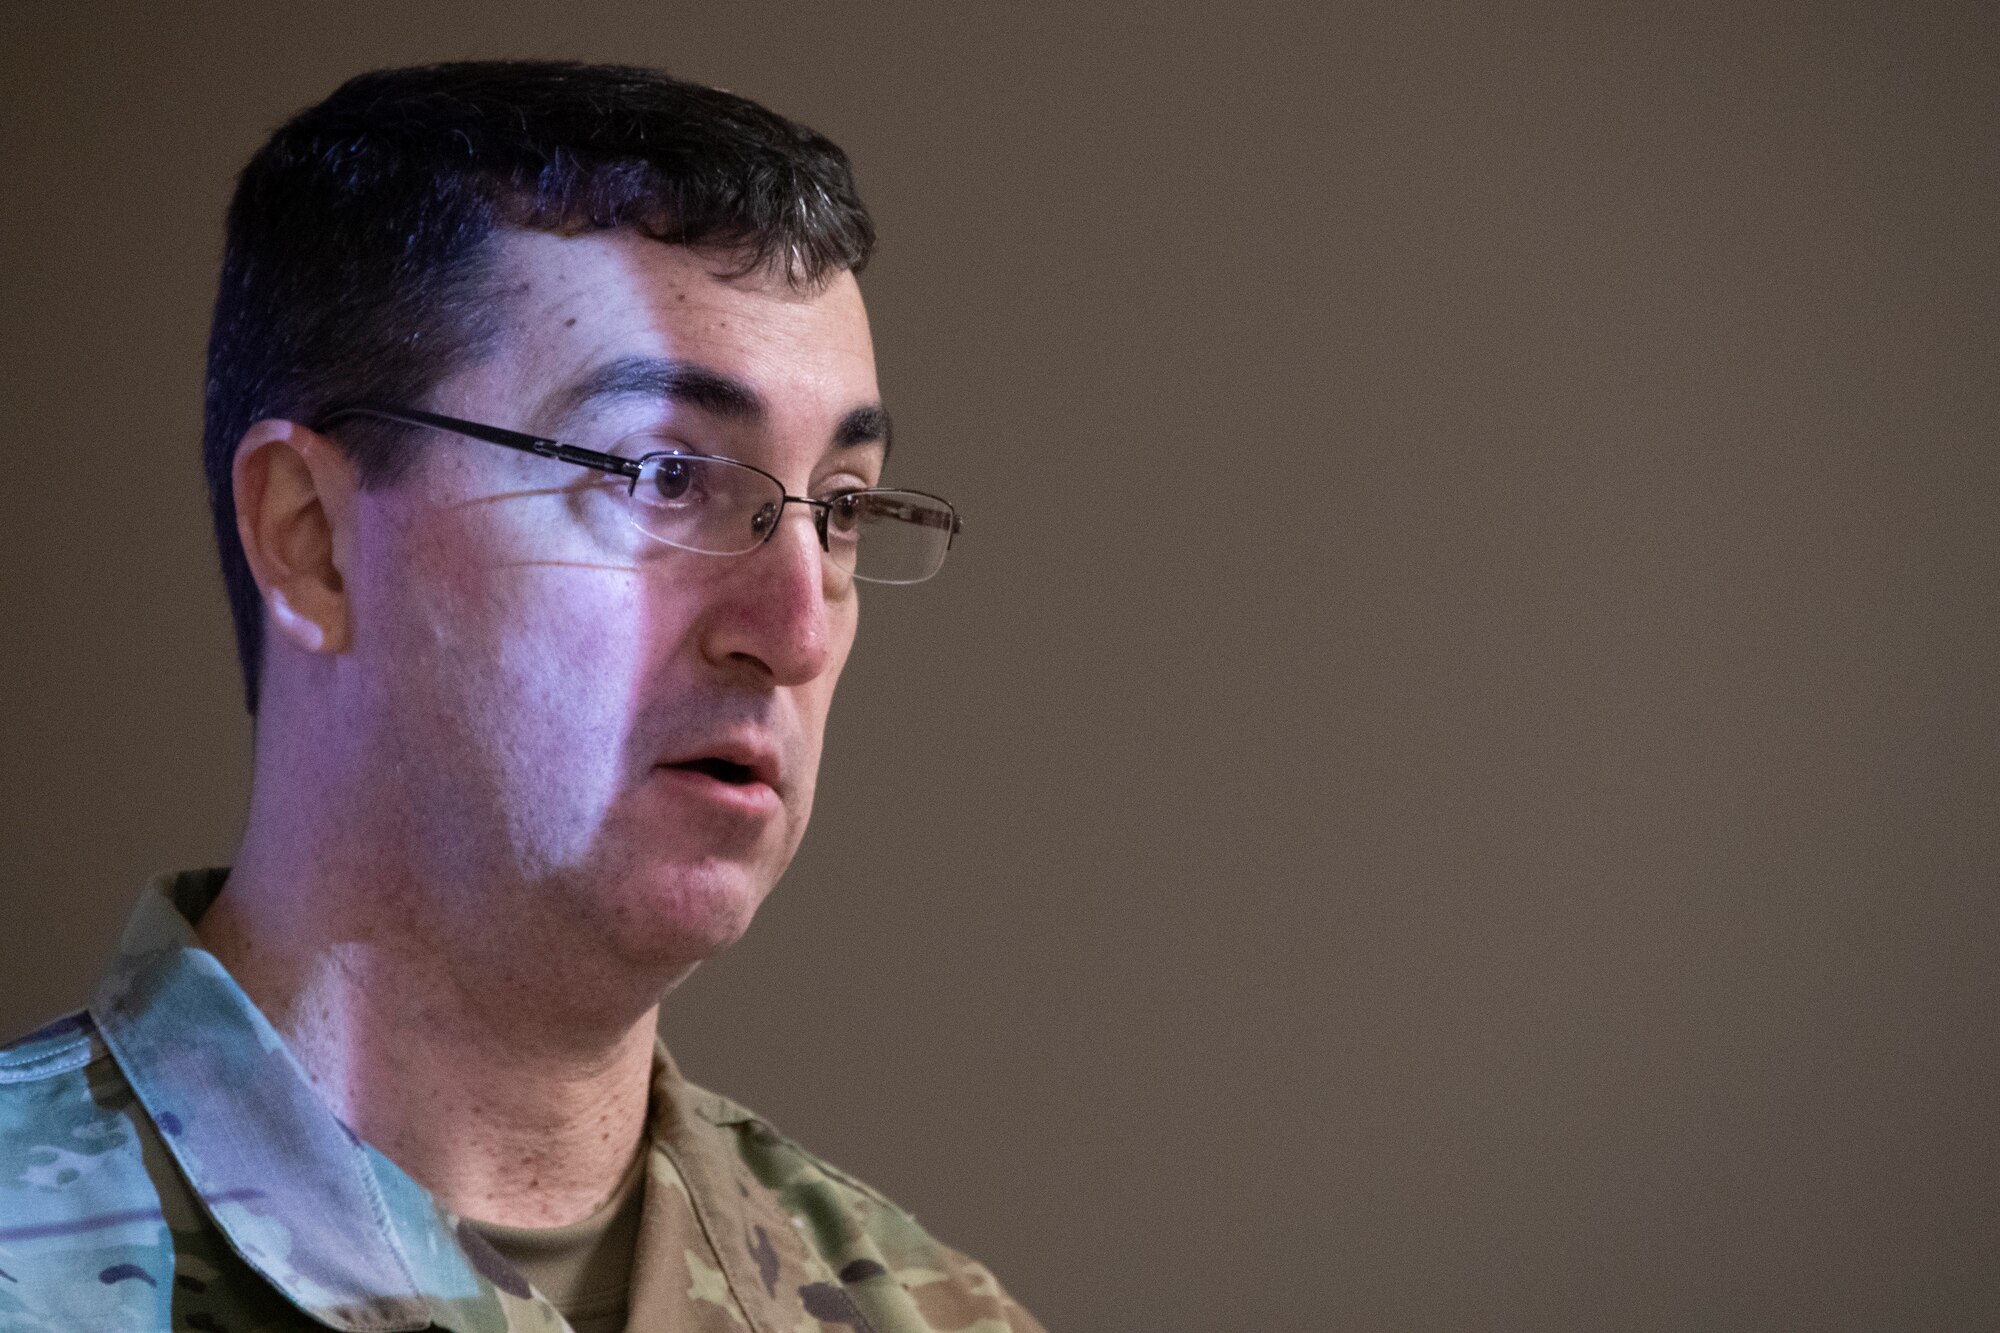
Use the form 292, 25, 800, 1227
471, 228, 878, 431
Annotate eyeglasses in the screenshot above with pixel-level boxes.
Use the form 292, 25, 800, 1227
315, 404, 960, 584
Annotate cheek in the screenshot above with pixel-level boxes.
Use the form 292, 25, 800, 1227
355, 504, 658, 784
484, 584, 639, 737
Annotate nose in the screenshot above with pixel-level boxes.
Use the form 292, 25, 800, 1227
697, 501, 843, 686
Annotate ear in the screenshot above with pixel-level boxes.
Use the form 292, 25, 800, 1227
232, 420, 358, 656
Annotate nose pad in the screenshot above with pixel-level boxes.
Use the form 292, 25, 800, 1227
752, 497, 832, 551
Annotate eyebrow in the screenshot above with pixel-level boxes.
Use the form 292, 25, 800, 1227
835, 404, 893, 454
548, 354, 891, 455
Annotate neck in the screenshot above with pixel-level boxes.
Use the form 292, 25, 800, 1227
202, 805, 665, 1228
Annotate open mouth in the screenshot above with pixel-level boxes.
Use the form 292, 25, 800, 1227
669, 757, 758, 786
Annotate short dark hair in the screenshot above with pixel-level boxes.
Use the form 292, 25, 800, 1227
203, 60, 875, 713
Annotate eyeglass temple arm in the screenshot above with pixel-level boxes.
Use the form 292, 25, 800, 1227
315, 405, 642, 479
319, 405, 960, 543
864, 493, 961, 538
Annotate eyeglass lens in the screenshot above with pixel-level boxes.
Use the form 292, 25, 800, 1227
630, 452, 954, 584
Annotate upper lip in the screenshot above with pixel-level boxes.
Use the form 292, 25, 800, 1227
659, 736, 782, 790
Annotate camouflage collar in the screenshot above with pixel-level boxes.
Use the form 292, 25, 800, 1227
88, 870, 509, 1333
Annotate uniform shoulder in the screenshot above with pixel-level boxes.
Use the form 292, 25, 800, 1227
686, 1080, 1048, 1333
683, 1079, 918, 1231
0, 1011, 209, 1328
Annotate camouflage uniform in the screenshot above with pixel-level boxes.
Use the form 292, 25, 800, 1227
0, 870, 1044, 1333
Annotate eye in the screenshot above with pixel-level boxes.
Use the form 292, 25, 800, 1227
653, 456, 694, 501
826, 492, 866, 535
635, 452, 721, 509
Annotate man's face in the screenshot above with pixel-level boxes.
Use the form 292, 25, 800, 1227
337, 230, 878, 978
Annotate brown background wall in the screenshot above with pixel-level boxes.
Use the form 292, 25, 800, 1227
4, 2, 1996, 1328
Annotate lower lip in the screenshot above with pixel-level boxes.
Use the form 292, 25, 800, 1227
653, 766, 783, 816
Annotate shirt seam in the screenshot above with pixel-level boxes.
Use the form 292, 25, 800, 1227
0, 1038, 99, 1082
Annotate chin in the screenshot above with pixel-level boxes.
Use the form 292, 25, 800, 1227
607, 857, 775, 968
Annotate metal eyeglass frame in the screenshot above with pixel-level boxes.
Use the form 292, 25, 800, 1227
313, 404, 961, 582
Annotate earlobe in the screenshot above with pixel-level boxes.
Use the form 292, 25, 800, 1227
268, 588, 328, 652
233, 420, 355, 657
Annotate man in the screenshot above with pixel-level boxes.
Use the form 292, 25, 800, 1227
0, 61, 1041, 1333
